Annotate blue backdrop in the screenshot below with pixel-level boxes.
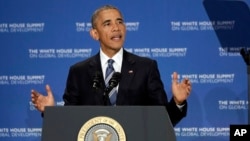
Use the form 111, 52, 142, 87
0, 0, 249, 141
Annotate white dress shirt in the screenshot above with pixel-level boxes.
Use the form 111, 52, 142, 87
100, 48, 123, 79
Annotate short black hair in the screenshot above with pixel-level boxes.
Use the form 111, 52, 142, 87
91, 5, 123, 28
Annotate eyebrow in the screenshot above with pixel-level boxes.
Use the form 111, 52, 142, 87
117, 18, 124, 22
102, 18, 124, 25
102, 19, 111, 25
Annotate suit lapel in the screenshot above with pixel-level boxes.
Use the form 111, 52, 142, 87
89, 50, 137, 104
88, 53, 106, 100
88, 53, 102, 74
118, 50, 136, 98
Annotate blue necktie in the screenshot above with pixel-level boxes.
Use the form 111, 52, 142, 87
105, 59, 117, 105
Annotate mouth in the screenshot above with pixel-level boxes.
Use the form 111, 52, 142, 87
111, 34, 122, 41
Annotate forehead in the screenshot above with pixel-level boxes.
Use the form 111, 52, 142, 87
96, 9, 123, 22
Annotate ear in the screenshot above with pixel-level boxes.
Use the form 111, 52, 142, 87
90, 28, 99, 40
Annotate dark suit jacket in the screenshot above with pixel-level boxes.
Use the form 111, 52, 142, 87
62, 49, 187, 126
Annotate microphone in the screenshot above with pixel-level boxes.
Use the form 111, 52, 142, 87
103, 72, 121, 105
104, 72, 121, 94
108, 72, 121, 88
92, 71, 101, 89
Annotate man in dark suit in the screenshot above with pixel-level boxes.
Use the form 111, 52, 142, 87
31, 5, 191, 126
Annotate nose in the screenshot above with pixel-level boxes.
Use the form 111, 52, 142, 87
112, 22, 120, 31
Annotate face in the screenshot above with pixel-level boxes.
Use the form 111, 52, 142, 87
90, 9, 126, 57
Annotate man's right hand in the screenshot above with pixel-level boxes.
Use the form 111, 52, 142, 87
31, 84, 55, 112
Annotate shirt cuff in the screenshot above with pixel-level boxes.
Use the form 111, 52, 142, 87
176, 104, 185, 110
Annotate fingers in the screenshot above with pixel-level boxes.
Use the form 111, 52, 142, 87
31, 89, 39, 103
31, 89, 45, 112
31, 89, 38, 97
31, 87, 44, 105
31, 85, 52, 112
172, 72, 178, 84
182, 78, 192, 95
45, 84, 53, 97
31, 92, 42, 112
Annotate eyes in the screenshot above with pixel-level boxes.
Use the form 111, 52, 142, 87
103, 19, 124, 27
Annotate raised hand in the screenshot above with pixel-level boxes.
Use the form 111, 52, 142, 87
31, 84, 55, 112
171, 72, 191, 105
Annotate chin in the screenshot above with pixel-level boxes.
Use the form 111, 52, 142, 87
111, 44, 123, 50
113, 47, 122, 51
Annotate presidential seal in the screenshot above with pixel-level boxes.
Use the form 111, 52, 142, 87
77, 116, 126, 141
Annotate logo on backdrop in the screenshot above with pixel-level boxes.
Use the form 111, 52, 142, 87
28, 48, 92, 59
170, 20, 235, 31
0, 23, 45, 33
125, 47, 187, 58
77, 116, 126, 141
75, 22, 140, 32
177, 73, 235, 84
0, 75, 45, 85
218, 47, 245, 57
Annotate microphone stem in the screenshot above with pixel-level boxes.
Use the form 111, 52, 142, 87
103, 86, 113, 105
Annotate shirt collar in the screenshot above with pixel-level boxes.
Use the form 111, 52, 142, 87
100, 48, 123, 72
